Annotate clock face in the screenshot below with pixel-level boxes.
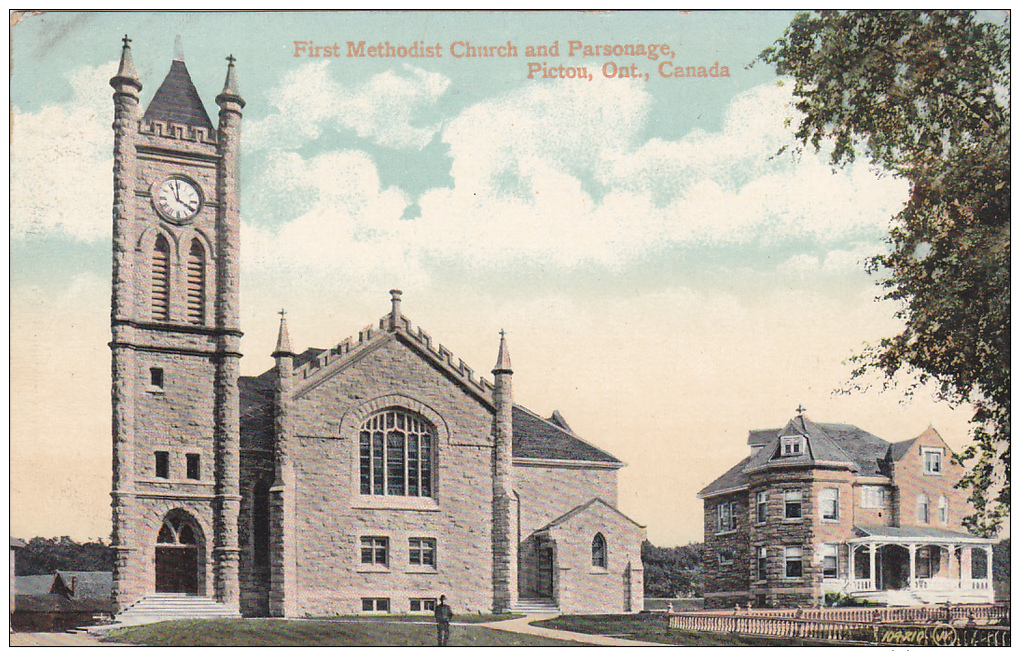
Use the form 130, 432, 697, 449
155, 177, 202, 224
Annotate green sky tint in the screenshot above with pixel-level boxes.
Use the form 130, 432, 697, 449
10, 11, 976, 545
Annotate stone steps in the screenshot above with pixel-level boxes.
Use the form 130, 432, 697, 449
113, 594, 240, 626
514, 598, 560, 616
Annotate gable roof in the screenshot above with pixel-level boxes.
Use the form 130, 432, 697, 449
239, 309, 623, 466
889, 437, 918, 461
143, 59, 214, 130
536, 497, 645, 532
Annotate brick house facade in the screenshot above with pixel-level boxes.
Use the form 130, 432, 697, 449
698, 413, 994, 609
108, 39, 644, 618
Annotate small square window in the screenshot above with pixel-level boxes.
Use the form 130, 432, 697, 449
410, 598, 436, 612
861, 486, 886, 509
149, 367, 164, 390
781, 436, 804, 457
409, 538, 436, 568
186, 453, 200, 480
718, 549, 735, 565
362, 598, 390, 612
361, 537, 389, 566
923, 448, 943, 475
155, 451, 169, 479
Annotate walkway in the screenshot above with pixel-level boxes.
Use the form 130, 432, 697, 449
10, 631, 132, 646
480, 614, 669, 646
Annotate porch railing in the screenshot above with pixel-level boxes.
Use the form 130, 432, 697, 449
847, 577, 994, 594
851, 578, 873, 591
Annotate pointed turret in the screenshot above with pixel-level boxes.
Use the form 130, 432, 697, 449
491, 329, 516, 612
110, 35, 142, 93
273, 309, 294, 358
217, 53, 245, 108
493, 330, 512, 375
142, 36, 214, 130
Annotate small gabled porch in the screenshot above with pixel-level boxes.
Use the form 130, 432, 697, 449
843, 526, 994, 605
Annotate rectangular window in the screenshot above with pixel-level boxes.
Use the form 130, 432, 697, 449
716, 502, 735, 532
757, 547, 767, 581
784, 490, 802, 519
186, 453, 200, 480
360, 537, 389, 567
409, 538, 436, 568
149, 367, 164, 390
718, 548, 735, 566
410, 598, 436, 612
820, 487, 839, 521
939, 496, 949, 524
861, 486, 886, 509
923, 448, 943, 475
918, 495, 930, 524
756, 491, 767, 524
784, 546, 803, 579
155, 451, 169, 479
361, 598, 390, 612
781, 436, 804, 457
386, 432, 405, 495
822, 544, 838, 579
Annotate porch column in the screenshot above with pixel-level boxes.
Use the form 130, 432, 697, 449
961, 546, 972, 581
868, 544, 876, 588
908, 543, 916, 589
848, 544, 855, 582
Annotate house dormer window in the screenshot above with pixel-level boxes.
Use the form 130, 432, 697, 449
922, 447, 943, 475
781, 435, 805, 457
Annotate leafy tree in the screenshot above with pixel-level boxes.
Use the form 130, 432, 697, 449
759, 10, 1010, 534
641, 540, 704, 597
16, 536, 114, 576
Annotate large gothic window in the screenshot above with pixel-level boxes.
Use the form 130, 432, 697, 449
186, 239, 206, 325
360, 410, 434, 497
152, 235, 171, 321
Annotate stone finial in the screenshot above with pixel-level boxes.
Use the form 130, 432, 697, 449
173, 35, 185, 62
216, 53, 246, 109
273, 309, 294, 357
111, 34, 142, 91
389, 289, 402, 329
493, 329, 512, 375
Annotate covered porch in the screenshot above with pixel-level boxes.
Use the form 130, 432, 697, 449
845, 526, 994, 604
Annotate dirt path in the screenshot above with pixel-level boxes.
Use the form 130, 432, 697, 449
10, 630, 133, 646
480, 614, 669, 646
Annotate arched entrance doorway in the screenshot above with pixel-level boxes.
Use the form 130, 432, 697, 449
155, 511, 204, 594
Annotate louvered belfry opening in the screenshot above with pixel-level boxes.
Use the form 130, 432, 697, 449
152, 235, 171, 321
186, 239, 205, 324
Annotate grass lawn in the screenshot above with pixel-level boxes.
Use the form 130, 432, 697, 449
103, 618, 588, 646
535, 613, 823, 646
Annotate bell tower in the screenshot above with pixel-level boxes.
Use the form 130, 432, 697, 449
109, 35, 244, 612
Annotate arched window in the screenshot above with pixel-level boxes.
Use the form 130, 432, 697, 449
359, 410, 434, 497
592, 533, 607, 568
917, 493, 930, 524
186, 239, 205, 325
938, 495, 949, 524
152, 235, 170, 321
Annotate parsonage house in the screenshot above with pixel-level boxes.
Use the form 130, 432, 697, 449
698, 413, 994, 609
107, 39, 644, 619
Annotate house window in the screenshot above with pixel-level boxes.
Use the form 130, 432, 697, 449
916, 547, 933, 579
149, 367, 164, 390
410, 598, 436, 612
820, 488, 839, 521
923, 448, 943, 475
781, 435, 804, 457
361, 598, 390, 612
716, 502, 736, 532
822, 544, 838, 579
784, 490, 802, 519
756, 491, 767, 524
152, 235, 170, 321
360, 537, 389, 566
186, 239, 206, 325
718, 548, 735, 566
186, 453, 200, 480
784, 546, 803, 578
939, 495, 949, 524
155, 451, 169, 479
592, 533, 607, 568
757, 547, 767, 581
360, 410, 435, 497
917, 494, 930, 524
861, 486, 886, 509
409, 538, 436, 568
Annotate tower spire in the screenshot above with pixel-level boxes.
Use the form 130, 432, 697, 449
493, 329, 512, 374
173, 34, 185, 61
217, 53, 245, 108
110, 34, 141, 91
273, 309, 294, 357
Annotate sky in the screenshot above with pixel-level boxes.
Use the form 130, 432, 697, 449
10, 10, 981, 546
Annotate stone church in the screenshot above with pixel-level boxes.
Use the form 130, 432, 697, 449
108, 39, 645, 618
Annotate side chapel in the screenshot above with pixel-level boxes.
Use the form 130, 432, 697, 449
108, 39, 644, 618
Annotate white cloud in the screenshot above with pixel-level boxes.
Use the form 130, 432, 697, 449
10, 62, 115, 242
246, 61, 450, 150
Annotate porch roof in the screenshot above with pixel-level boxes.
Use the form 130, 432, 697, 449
848, 524, 990, 545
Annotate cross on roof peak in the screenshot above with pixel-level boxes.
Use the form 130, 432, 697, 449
122, 35, 132, 47
278, 308, 287, 319
499, 328, 506, 338
796, 404, 806, 415
226, 54, 236, 65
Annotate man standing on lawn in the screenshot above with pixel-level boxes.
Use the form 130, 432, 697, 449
434, 594, 453, 646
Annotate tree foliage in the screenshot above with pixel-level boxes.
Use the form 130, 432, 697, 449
16, 536, 114, 576
641, 540, 704, 597
759, 10, 1010, 534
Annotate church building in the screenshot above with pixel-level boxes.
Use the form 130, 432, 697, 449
107, 39, 644, 618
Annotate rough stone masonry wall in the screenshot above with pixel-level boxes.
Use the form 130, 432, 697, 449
238, 448, 273, 617
702, 491, 750, 608
286, 339, 498, 615
550, 503, 644, 614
